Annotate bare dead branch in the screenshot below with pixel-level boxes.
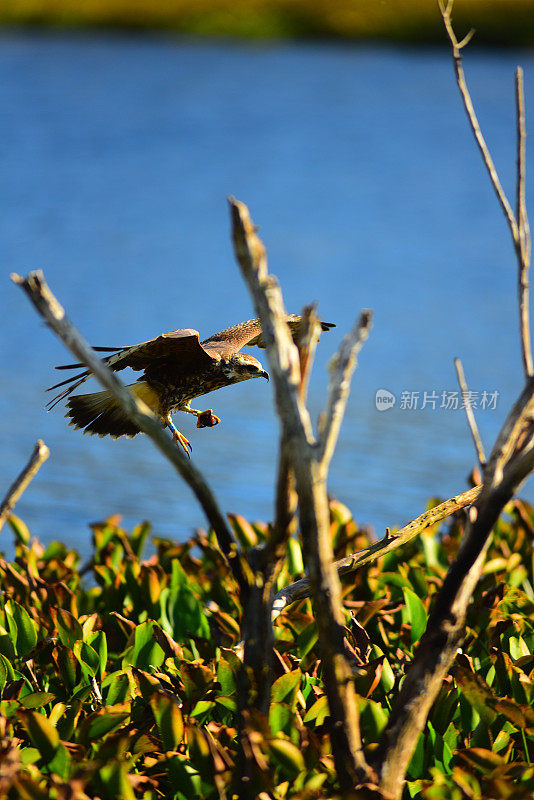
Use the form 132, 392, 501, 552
373, 11, 534, 795
228, 198, 308, 728
229, 197, 372, 788
273, 454, 298, 557
10, 270, 246, 590
272, 484, 482, 619
318, 311, 373, 470
440, 1, 533, 379
376, 380, 534, 798
375, 40, 534, 792
516, 67, 533, 377
376, 543, 489, 798
0, 440, 50, 532
295, 304, 321, 403
272, 304, 320, 556
439, 2, 519, 242
376, 374, 534, 797
269, 305, 320, 570
454, 358, 486, 467
456, 28, 475, 50
229, 198, 313, 441
516, 68, 530, 268
238, 307, 323, 719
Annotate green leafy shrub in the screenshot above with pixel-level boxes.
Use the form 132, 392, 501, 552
0, 495, 533, 798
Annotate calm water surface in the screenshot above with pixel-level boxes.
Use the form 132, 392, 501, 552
1, 32, 534, 558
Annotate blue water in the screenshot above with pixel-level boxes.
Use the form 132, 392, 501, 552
1, 32, 533, 559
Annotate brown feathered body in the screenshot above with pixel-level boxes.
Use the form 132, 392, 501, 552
47, 316, 335, 440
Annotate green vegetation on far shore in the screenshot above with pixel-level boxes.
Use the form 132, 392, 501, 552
1, 0, 534, 46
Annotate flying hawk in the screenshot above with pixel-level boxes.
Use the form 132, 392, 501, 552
47, 315, 335, 454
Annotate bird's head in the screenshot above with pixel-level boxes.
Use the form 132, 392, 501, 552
223, 353, 269, 383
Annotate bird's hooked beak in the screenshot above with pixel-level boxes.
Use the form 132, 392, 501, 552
260, 370, 269, 381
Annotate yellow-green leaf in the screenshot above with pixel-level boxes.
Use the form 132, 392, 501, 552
73, 640, 100, 677
19, 692, 55, 709
457, 747, 506, 774
228, 513, 258, 548
287, 537, 304, 576
83, 710, 130, 742
151, 693, 184, 750
20, 711, 60, 762
402, 588, 427, 644
303, 695, 329, 725
5, 600, 37, 657
50, 607, 83, 649
7, 514, 30, 545
271, 669, 301, 708
268, 738, 305, 778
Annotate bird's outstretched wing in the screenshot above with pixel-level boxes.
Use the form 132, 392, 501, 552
47, 315, 336, 410
201, 315, 335, 357
46, 329, 214, 410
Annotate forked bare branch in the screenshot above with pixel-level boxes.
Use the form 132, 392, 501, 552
0, 440, 50, 532
10, 271, 247, 591
230, 196, 372, 788
373, 6, 534, 796
439, 0, 532, 378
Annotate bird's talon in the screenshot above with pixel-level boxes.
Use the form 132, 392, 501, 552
172, 429, 192, 456
196, 409, 221, 429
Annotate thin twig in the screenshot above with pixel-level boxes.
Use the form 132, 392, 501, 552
272, 484, 482, 619
318, 311, 373, 470
439, 0, 519, 244
454, 358, 486, 467
271, 305, 320, 558
11, 270, 247, 591
296, 304, 321, 404
0, 440, 50, 532
516, 66, 533, 377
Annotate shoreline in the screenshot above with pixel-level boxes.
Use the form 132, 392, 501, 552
1, 1, 533, 48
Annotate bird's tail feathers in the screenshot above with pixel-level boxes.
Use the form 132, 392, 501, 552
66, 382, 160, 439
